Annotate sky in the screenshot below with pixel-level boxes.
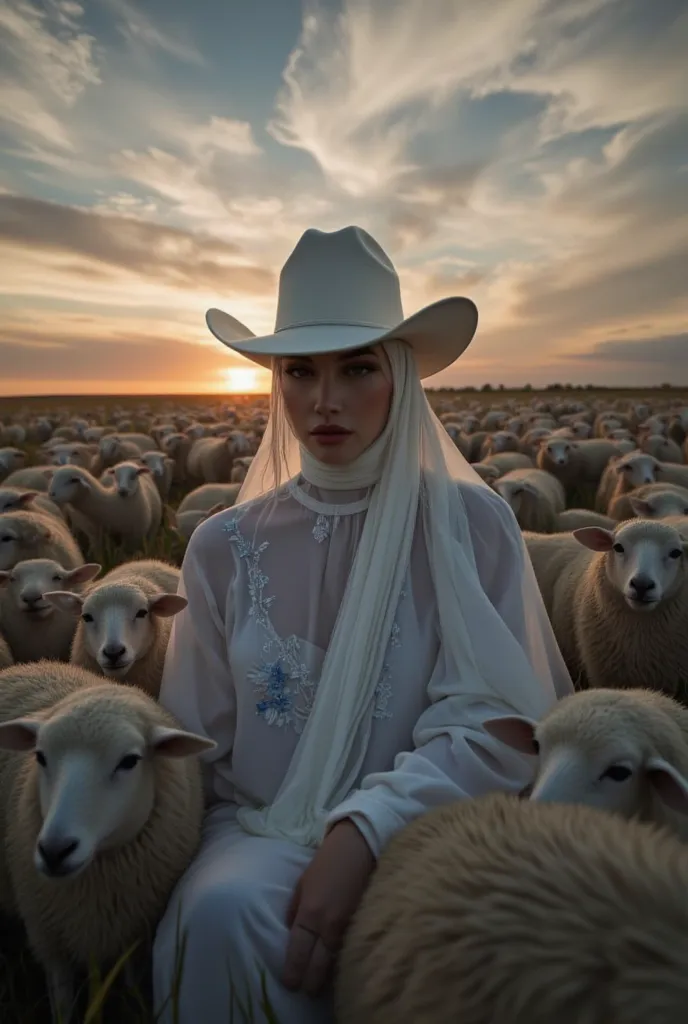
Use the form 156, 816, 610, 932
0, 0, 686, 396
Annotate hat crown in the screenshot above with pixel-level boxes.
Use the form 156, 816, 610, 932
274, 226, 404, 334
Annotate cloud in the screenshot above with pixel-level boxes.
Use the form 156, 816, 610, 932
102, 0, 204, 65
564, 333, 688, 366
0, 193, 276, 296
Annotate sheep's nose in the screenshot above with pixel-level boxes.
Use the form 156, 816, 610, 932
629, 576, 656, 600
117, 488, 129, 498
103, 644, 126, 662
37, 837, 80, 875
22, 594, 41, 607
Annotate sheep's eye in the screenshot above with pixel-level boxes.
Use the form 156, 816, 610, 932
35, 751, 47, 768
613, 543, 624, 553
115, 754, 141, 772
52, 574, 63, 582
600, 765, 632, 782
135, 608, 148, 619
531, 739, 540, 755
1, 536, 12, 543
669, 549, 682, 559
82, 612, 94, 623
71, 477, 80, 484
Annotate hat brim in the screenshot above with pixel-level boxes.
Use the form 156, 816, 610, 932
205, 296, 478, 381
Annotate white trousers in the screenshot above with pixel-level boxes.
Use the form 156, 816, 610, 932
152, 802, 334, 1024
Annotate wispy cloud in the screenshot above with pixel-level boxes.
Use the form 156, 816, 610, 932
103, 0, 204, 65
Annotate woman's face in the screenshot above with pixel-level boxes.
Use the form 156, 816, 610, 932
279, 344, 393, 465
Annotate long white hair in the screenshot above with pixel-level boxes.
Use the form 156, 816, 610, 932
235, 340, 570, 846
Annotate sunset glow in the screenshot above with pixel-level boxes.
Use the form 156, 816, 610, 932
222, 366, 267, 394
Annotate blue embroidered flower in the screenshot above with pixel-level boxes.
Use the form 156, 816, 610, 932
250, 659, 294, 728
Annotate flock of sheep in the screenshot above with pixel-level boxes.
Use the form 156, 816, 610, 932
1, 390, 688, 1023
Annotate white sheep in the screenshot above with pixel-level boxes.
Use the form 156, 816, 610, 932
0, 510, 84, 572
0, 447, 27, 481
167, 501, 229, 542
186, 433, 252, 483
595, 450, 658, 513
656, 461, 688, 490
138, 450, 176, 500
492, 468, 565, 533
48, 463, 161, 551
481, 451, 533, 475
45, 442, 96, 470
176, 482, 241, 516
641, 433, 684, 464
0, 659, 214, 1023
2, 465, 54, 491
0, 559, 101, 663
0, 486, 66, 522
553, 508, 614, 532
609, 482, 688, 522
536, 437, 622, 496
524, 519, 688, 695
46, 558, 186, 699
230, 455, 254, 483
335, 791, 688, 1024
485, 687, 688, 841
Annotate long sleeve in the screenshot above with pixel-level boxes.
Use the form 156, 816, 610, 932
325, 485, 570, 858
158, 517, 237, 806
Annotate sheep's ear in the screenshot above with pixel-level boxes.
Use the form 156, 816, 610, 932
149, 725, 217, 758
42, 469, 54, 480
64, 563, 102, 586
148, 593, 187, 617
519, 482, 540, 497
629, 497, 653, 518
43, 590, 84, 614
0, 571, 10, 588
646, 757, 688, 814
573, 527, 615, 551
0, 717, 40, 751
483, 715, 539, 754
136, 465, 151, 476
16, 491, 38, 508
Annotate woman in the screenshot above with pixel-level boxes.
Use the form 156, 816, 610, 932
153, 225, 572, 1023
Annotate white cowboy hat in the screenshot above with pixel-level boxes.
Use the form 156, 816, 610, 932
205, 225, 479, 380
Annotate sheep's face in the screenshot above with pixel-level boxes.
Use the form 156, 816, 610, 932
574, 522, 688, 609
111, 462, 150, 499
494, 479, 532, 515
490, 431, 518, 453
540, 438, 573, 466
484, 700, 688, 825
0, 559, 100, 616
0, 515, 50, 571
0, 449, 26, 473
571, 422, 591, 438
50, 445, 89, 468
0, 691, 215, 878
99, 436, 121, 459
74, 584, 187, 677
141, 453, 165, 478
227, 431, 251, 456
633, 492, 688, 520
614, 452, 658, 489
645, 435, 680, 460
48, 467, 88, 504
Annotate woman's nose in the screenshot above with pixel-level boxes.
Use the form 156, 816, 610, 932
313, 373, 342, 414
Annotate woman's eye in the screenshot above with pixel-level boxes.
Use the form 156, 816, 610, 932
284, 366, 311, 379
344, 363, 376, 377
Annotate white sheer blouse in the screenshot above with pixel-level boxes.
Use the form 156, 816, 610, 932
159, 475, 569, 857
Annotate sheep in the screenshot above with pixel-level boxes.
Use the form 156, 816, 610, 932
468, 462, 500, 484
138, 450, 175, 500
553, 508, 615, 532
161, 432, 194, 482
167, 502, 229, 542
46, 559, 186, 699
2, 465, 54, 491
0, 510, 84, 572
481, 451, 533, 475
0, 486, 66, 521
0, 447, 27, 481
186, 432, 252, 483
0, 560, 101, 663
478, 430, 520, 459
609, 482, 688, 522
524, 520, 688, 697
335, 791, 688, 1024
595, 450, 658, 513
176, 482, 241, 516
48, 463, 161, 552
485, 687, 688, 842
230, 454, 254, 482
0, 659, 214, 1023
536, 437, 622, 497
641, 433, 684, 464
0, 632, 13, 668
45, 442, 96, 469
491, 468, 565, 533
656, 461, 688, 489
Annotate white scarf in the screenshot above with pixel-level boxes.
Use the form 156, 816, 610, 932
235, 342, 570, 846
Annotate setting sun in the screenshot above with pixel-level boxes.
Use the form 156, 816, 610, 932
221, 366, 267, 393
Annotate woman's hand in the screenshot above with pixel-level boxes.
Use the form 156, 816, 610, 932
282, 817, 375, 996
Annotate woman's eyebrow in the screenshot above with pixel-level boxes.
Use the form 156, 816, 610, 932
338, 347, 378, 361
